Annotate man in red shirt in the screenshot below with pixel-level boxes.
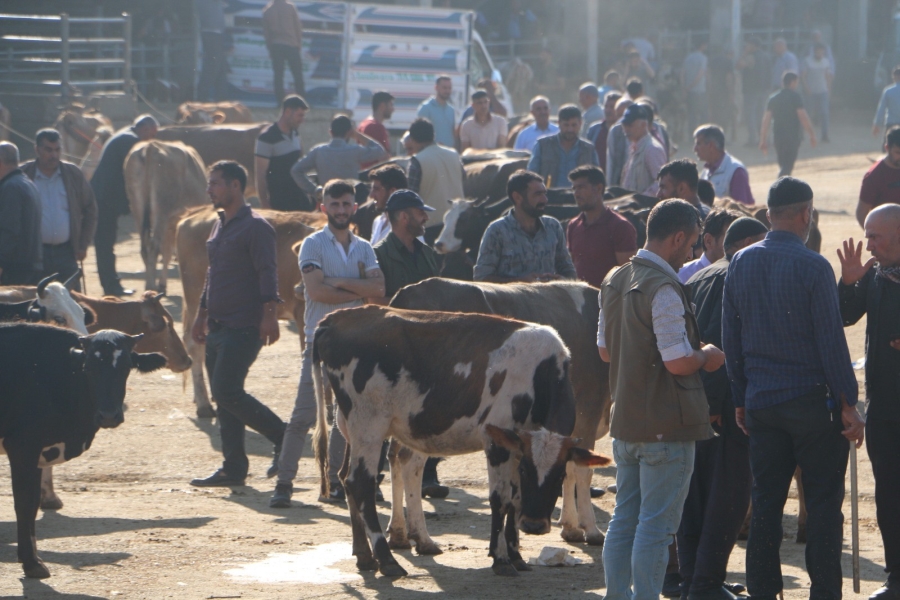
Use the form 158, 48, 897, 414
567, 165, 638, 287
358, 91, 394, 169
858, 125, 900, 227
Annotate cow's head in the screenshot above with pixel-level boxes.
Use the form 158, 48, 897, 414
36, 273, 90, 335
486, 425, 611, 535
435, 199, 478, 254
71, 330, 167, 429
139, 291, 192, 373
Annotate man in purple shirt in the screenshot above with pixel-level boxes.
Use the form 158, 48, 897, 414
189, 161, 286, 488
694, 125, 754, 205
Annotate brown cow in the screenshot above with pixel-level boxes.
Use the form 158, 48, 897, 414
176, 101, 253, 125
53, 106, 114, 181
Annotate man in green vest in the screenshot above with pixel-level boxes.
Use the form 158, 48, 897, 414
599, 199, 724, 600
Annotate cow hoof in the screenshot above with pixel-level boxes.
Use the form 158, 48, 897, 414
492, 560, 520, 577
196, 405, 216, 419
40, 497, 63, 511
512, 558, 532, 572
379, 562, 408, 578
23, 561, 51, 579
414, 541, 442, 556
796, 526, 807, 544
585, 531, 605, 546
356, 557, 379, 572
560, 527, 586, 543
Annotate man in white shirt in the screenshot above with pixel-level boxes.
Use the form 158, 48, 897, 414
514, 96, 559, 151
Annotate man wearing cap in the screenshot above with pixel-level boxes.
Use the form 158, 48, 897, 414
579, 83, 604, 136
358, 91, 394, 169
621, 104, 667, 196
527, 105, 598, 189
677, 217, 768, 600
722, 177, 865, 600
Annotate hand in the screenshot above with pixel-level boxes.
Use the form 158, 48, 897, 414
840, 399, 865, 448
259, 312, 280, 346
837, 238, 876, 285
735, 407, 748, 436
891, 338, 900, 351
759, 140, 768, 155
710, 414, 722, 427
873, 125, 881, 137
191, 314, 207, 344
700, 344, 726, 372
75, 249, 87, 261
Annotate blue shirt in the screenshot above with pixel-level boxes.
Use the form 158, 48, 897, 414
526, 136, 599, 189
874, 83, 900, 128
417, 97, 456, 147
722, 230, 858, 410
514, 122, 559, 151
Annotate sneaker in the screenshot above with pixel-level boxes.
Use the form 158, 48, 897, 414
269, 483, 293, 508
190, 469, 245, 487
267, 448, 281, 479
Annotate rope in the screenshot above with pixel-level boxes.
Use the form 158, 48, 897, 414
133, 88, 178, 124
0, 120, 85, 162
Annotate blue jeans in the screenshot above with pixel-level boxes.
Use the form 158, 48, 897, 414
603, 439, 695, 600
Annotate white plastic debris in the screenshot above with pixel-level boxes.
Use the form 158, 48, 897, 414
528, 546, 582, 567
853, 357, 866, 370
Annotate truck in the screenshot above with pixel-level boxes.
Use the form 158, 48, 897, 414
221, 0, 514, 130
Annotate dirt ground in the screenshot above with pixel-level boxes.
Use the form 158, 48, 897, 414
0, 116, 890, 599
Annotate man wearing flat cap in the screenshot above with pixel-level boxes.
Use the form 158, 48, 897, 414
722, 177, 865, 600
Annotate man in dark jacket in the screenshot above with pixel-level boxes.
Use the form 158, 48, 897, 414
838, 203, 900, 600
91, 115, 158, 296
0, 142, 42, 285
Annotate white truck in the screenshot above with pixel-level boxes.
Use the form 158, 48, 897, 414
223, 0, 513, 130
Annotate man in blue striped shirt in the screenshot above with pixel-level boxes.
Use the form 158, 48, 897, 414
722, 176, 865, 600
874, 67, 900, 138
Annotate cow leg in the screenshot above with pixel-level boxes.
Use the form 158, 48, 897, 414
485, 442, 518, 576
39, 467, 63, 510
559, 462, 585, 543
9, 452, 50, 578
183, 318, 214, 418
505, 501, 531, 572
795, 466, 807, 543
576, 464, 604, 545
399, 449, 440, 556
386, 441, 411, 550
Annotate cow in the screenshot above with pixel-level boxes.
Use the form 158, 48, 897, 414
53, 106, 114, 181
0, 274, 91, 335
0, 299, 45, 323
124, 140, 208, 292
0, 323, 166, 578
155, 123, 268, 198
463, 157, 529, 203
175, 101, 253, 125
311, 306, 611, 577
391, 278, 612, 545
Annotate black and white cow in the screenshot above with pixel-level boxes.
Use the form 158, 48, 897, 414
311, 306, 610, 578
0, 324, 166, 578
0, 273, 93, 333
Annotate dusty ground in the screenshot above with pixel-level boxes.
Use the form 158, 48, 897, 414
0, 116, 890, 599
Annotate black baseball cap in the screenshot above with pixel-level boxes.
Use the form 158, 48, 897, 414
385, 190, 435, 212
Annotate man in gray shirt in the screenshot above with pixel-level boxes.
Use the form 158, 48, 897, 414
290, 115, 388, 197
474, 169, 577, 282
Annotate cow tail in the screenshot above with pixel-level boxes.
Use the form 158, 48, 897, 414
312, 329, 329, 498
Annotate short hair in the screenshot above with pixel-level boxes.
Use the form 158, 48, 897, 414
658, 159, 699, 192
557, 104, 582, 122
568, 165, 606, 187
133, 114, 159, 129
323, 179, 356, 200
697, 179, 716, 205
887, 125, 900, 149
435, 75, 451, 85
646, 199, 702, 241
604, 69, 619, 82
626, 78, 643, 98
330, 115, 353, 137
783, 71, 799, 86
368, 163, 408, 191
694, 124, 726, 151
471, 90, 489, 102
579, 83, 599, 97
604, 91, 623, 105
615, 96, 634, 112
702, 208, 741, 239
209, 160, 247, 192
0, 142, 19, 166
507, 169, 543, 201
371, 91, 393, 113
35, 128, 61, 146
282, 95, 309, 111
409, 118, 435, 143
530, 95, 550, 109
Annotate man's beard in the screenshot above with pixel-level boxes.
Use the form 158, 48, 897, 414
328, 215, 351, 230
521, 203, 545, 218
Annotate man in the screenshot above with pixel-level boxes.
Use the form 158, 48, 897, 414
587, 91, 622, 171
807, 30, 836, 74
406, 118, 465, 222
599, 199, 724, 600
459, 90, 508, 151
513, 95, 559, 152
473, 169, 576, 282
802, 43, 833, 143
623, 51, 656, 99
657, 159, 711, 218
255, 95, 309, 211
620, 104, 667, 196
678, 208, 741, 284
358, 91, 394, 168
640, 99, 672, 159
567, 165, 637, 287
354, 163, 407, 244
190, 161, 287, 488
458, 78, 509, 124
21, 129, 97, 290
738, 37, 771, 147
760, 72, 817, 177
858, 126, 900, 227
290, 115, 387, 196
625, 78, 645, 102
416, 75, 456, 147
597, 70, 621, 103
874, 67, 900, 139
527, 105, 599, 189
0, 142, 42, 286
262, 0, 305, 104
578, 83, 604, 137
606, 96, 635, 187
694, 124, 754, 205
272, 179, 384, 507
91, 114, 158, 296
722, 176, 865, 600
682, 41, 709, 135
196, 0, 228, 101
838, 204, 900, 600
770, 37, 799, 91
678, 217, 769, 600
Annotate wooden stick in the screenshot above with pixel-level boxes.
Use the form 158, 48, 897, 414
851, 441, 860, 594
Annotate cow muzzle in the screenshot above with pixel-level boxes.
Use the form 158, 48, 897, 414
519, 517, 550, 536
96, 411, 124, 429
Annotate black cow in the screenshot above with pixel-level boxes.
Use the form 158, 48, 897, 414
0, 324, 166, 578
0, 299, 44, 323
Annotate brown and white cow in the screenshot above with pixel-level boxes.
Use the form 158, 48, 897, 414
124, 140, 208, 292
312, 306, 610, 577
391, 278, 611, 545
53, 106, 114, 181
175, 101, 253, 125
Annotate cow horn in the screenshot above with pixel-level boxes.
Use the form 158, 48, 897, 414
154, 292, 166, 300
63, 269, 81, 291
36, 273, 58, 299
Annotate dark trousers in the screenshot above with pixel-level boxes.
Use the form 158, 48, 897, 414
0, 265, 36, 285
94, 206, 121, 295
677, 410, 752, 593
205, 323, 286, 479
268, 43, 305, 103
198, 32, 228, 101
774, 136, 800, 177
745, 388, 849, 600
41, 242, 80, 292
866, 418, 900, 584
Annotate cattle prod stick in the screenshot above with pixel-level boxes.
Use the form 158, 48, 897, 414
850, 441, 860, 594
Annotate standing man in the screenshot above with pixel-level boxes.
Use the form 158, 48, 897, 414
358, 91, 394, 168
271, 179, 384, 507
738, 37, 771, 147
657, 159, 711, 218
587, 91, 622, 171
722, 177, 865, 600
874, 68, 900, 139
838, 204, 900, 600
567, 165, 637, 287
694, 125, 754, 205
190, 161, 287, 488
254, 95, 309, 211
858, 127, 900, 227
459, 90, 508, 151
353, 164, 407, 243
262, 0, 305, 104
373, 189, 437, 302
606, 96, 635, 187
406, 118, 465, 222
417, 75, 456, 148
802, 44, 833, 143
21, 129, 97, 289
473, 169, 576, 282
579, 83, 604, 135
682, 41, 709, 135
620, 104, 667, 196
91, 114, 158, 296
678, 208, 741, 283
597, 70, 622, 102
195, 0, 228, 101
513, 96, 559, 152
760, 72, 817, 177
0, 142, 42, 285
527, 105, 599, 189
599, 199, 723, 600
770, 38, 799, 91
678, 217, 769, 600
